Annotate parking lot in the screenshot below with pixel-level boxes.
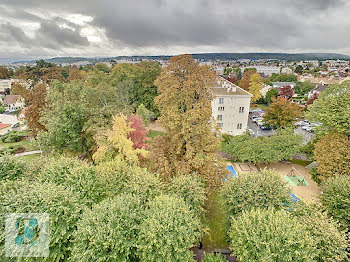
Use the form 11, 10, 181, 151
247, 118, 276, 137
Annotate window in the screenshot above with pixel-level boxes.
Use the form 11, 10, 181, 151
219, 98, 224, 104
218, 106, 224, 111
219, 123, 223, 127
217, 115, 222, 121
237, 123, 242, 129
239, 106, 244, 113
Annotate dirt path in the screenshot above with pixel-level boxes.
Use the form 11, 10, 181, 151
258, 162, 321, 202
147, 120, 165, 132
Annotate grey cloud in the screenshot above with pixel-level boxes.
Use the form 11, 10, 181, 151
0, 22, 32, 45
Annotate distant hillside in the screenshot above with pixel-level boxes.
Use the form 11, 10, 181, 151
12, 52, 350, 65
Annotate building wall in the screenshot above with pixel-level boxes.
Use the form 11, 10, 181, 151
212, 95, 251, 136
0, 126, 11, 136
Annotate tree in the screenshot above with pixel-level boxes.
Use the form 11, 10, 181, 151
202, 253, 226, 262
264, 97, 302, 128
269, 73, 297, 82
314, 133, 350, 181
68, 65, 87, 81
264, 88, 278, 104
0, 157, 26, 181
136, 103, 153, 126
26, 83, 47, 136
295, 65, 303, 74
148, 55, 227, 187
226, 75, 238, 84
291, 202, 348, 262
95, 63, 111, 73
71, 195, 144, 262
248, 73, 263, 102
294, 80, 315, 96
321, 176, 350, 231
306, 92, 318, 106
221, 170, 290, 218
10, 83, 30, 99
137, 194, 200, 262
222, 131, 302, 164
127, 114, 148, 150
0, 180, 86, 261
239, 69, 256, 91
228, 208, 316, 262
0, 66, 14, 79
93, 114, 148, 164
278, 85, 294, 99
306, 81, 350, 135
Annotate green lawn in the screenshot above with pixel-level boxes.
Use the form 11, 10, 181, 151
17, 153, 41, 163
0, 139, 39, 152
203, 191, 230, 249
146, 130, 166, 144
288, 159, 313, 167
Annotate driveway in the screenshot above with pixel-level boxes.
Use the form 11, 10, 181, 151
247, 119, 276, 137
294, 127, 314, 144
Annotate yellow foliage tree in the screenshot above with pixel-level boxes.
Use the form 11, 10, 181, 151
148, 55, 227, 188
93, 114, 148, 164
248, 73, 263, 102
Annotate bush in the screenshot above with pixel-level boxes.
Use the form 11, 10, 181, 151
97, 159, 163, 202
71, 195, 143, 262
202, 253, 227, 262
0, 145, 22, 156
35, 157, 106, 206
0, 180, 86, 261
221, 169, 290, 218
321, 176, 350, 230
228, 208, 316, 262
167, 174, 206, 219
0, 131, 27, 143
291, 202, 348, 262
137, 194, 200, 262
0, 156, 26, 181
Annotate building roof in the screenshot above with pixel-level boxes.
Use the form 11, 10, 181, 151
212, 76, 252, 97
272, 82, 296, 87
0, 123, 11, 129
3, 95, 21, 105
313, 84, 328, 93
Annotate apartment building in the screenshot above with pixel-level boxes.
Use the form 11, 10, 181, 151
212, 77, 252, 135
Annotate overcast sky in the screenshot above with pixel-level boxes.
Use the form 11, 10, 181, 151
1, 0, 350, 62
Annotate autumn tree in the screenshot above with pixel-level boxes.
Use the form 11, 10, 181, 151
148, 55, 227, 187
41, 67, 65, 84
0, 67, 14, 79
306, 81, 350, 135
238, 68, 256, 91
68, 66, 87, 81
264, 97, 302, 128
93, 114, 148, 164
226, 75, 238, 84
314, 133, 350, 181
26, 83, 47, 136
127, 114, 148, 150
278, 85, 294, 99
248, 73, 263, 102
10, 83, 30, 100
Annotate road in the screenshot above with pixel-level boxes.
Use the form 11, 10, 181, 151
247, 118, 276, 137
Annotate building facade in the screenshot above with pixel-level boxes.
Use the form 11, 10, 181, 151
212, 77, 252, 136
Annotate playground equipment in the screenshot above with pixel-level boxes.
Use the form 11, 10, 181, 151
287, 167, 306, 186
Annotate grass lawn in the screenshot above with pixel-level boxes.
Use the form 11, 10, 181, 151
146, 130, 166, 144
252, 103, 269, 109
202, 191, 229, 249
17, 153, 41, 163
0, 139, 39, 152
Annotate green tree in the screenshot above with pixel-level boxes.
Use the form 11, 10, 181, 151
137, 194, 200, 262
294, 80, 315, 96
264, 88, 278, 104
265, 97, 302, 128
306, 81, 350, 135
221, 169, 290, 218
314, 133, 350, 181
95, 63, 111, 73
136, 103, 153, 126
148, 55, 227, 188
321, 175, 350, 230
71, 195, 143, 262
248, 73, 263, 102
228, 208, 316, 262
202, 253, 226, 262
295, 65, 303, 74
0, 180, 86, 261
0, 157, 26, 181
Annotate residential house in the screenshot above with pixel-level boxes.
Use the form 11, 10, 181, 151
2, 95, 25, 111
212, 77, 252, 135
271, 82, 296, 91
0, 123, 11, 136
308, 84, 328, 99
0, 79, 12, 95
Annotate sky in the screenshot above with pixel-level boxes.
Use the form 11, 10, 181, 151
0, 0, 350, 62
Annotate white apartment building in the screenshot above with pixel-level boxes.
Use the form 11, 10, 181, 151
0, 79, 12, 94
240, 66, 280, 76
212, 77, 252, 136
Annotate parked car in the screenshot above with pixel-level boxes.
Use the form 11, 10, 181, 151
260, 125, 272, 130
253, 117, 264, 123
252, 108, 263, 113
247, 128, 254, 136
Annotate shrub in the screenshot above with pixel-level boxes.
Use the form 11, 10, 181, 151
71, 195, 143, 262
228, 208, 316, 262
36, 157, 106, 206
0, 156, 26, 181
202, 253, 227, 262
221, 169, 290, 218
137, 194, 200, 262
0, 180, 86, 261
314, 133, 350, 181
291, 202, 348, 262
321, 176, 350, 230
